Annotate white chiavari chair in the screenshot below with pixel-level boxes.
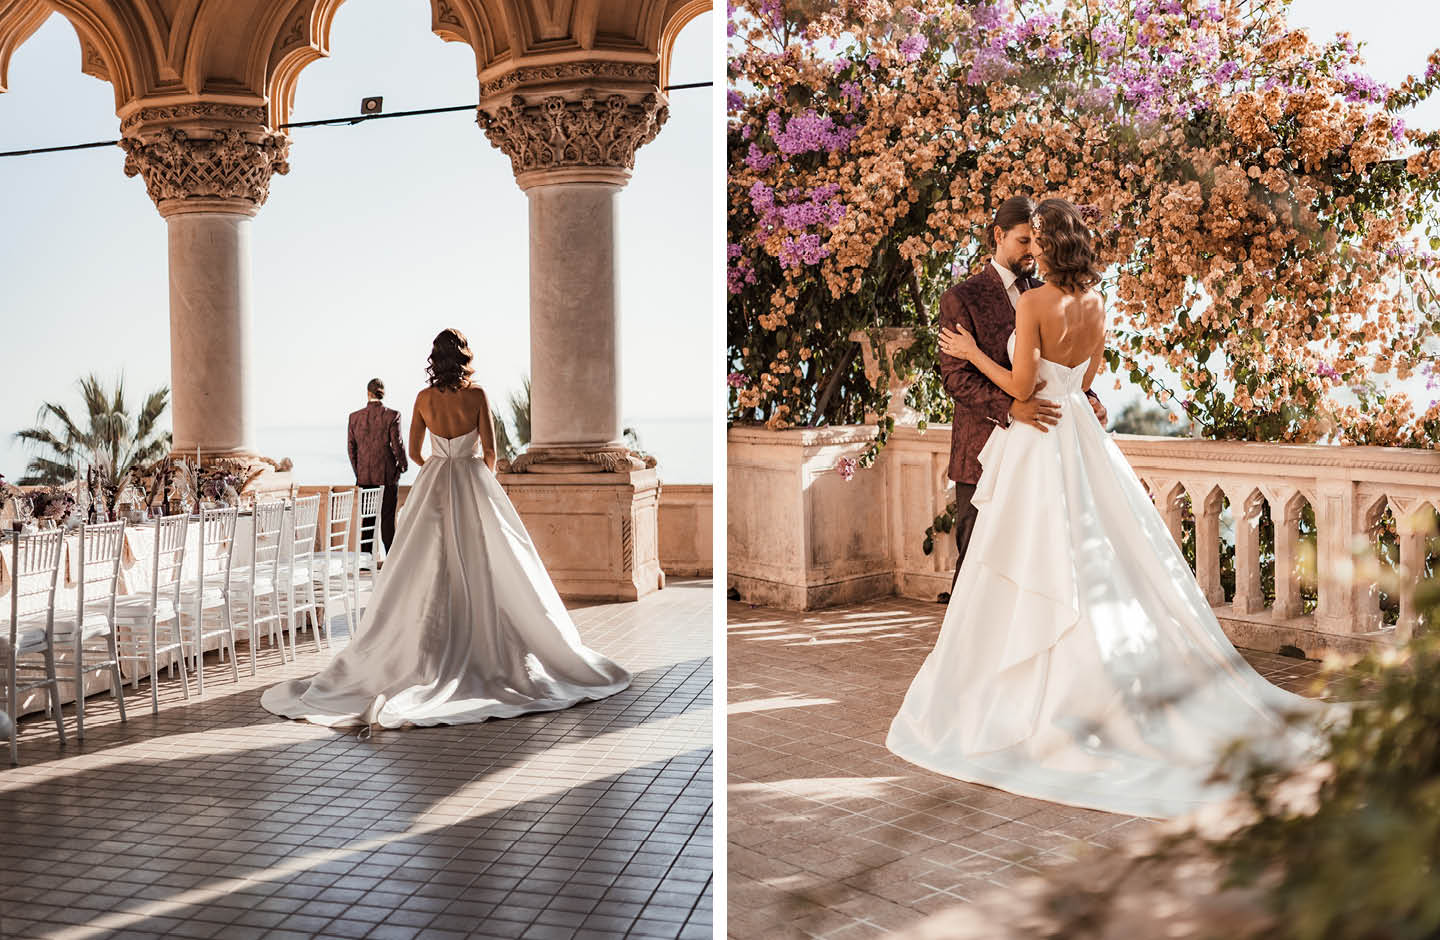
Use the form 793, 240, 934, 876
316, 489, 357, 639
179, 507, 240, 695
282, 495, 324, 653
3, 529, 68, 764
230, 500, 289, 674
350, 485, 384, 623
114, 514, 191, 715
52, 521, 128, 740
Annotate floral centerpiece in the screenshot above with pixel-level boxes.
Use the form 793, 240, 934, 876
28, 486, 76, 527
198, 458, 265, 506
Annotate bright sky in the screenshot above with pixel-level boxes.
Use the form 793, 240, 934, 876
0, 2, 714, 482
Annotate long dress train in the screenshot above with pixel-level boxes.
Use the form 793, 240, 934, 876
261, 428, 631, 728
886, 336, 1335, 818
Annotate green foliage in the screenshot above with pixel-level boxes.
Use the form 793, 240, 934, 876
14, 374, 171, 486
494, 376, 533, 462
1217, 577, 1440, 939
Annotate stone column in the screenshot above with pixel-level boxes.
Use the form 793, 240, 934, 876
477, 72, 668, 473
527, 182, 624, 457
119, 104, 290, 460
473, 67, 669, 600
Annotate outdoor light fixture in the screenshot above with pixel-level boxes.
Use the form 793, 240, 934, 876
361, 96, 384, 115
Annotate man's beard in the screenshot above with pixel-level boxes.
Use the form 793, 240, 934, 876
1007, 255, 1036, 276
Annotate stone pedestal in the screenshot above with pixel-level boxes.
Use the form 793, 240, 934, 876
728, 425, 893, 609
497, 468, 664, 601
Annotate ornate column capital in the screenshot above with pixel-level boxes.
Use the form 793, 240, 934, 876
476, 79, 669, 190
118, 103, 290, 217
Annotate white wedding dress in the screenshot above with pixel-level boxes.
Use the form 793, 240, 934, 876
261, 428, 631, 729
886, 336, 1335, 818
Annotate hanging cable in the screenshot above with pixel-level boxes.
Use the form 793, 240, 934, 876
0, 82, 712, 160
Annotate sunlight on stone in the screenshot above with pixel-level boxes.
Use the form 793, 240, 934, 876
728, 695, 839, 714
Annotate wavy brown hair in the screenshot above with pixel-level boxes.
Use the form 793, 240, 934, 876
1032, 198, 1102, 294
426, 328, 475, 390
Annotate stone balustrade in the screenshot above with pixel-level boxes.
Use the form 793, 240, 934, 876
728, 425, 1439, 658
290, 481, 712, 583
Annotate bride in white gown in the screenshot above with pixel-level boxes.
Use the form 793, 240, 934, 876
262, 328, 631, 729
886, 199, 1334, 819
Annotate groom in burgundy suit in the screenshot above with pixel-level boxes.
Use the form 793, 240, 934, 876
937, 196, 1107, 595
348, 378, 407, 555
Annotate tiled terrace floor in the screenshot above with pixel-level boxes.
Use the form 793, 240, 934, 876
1, 578, 713, 940
727, 596, 1341, 940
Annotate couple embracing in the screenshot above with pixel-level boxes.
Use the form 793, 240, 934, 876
885, 196, 1339, 819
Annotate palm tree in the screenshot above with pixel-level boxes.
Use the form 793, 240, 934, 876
507, 377, 532, 449
15, 374, 172, 485
494, 377, 533, 461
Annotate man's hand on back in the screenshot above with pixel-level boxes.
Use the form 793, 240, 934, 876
1009, 380, 1061, 432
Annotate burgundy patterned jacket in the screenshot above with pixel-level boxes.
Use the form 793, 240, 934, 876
939, 264, 1103, 484
938, 264, 1035, 485
347, 401, 407, 486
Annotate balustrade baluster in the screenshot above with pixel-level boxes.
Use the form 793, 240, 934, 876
1272, 491, 1304, 620
1228, 488, 1265, 614
1192, 484, 1225, 606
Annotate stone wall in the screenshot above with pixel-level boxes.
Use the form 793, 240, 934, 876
728, 425, 1440, 658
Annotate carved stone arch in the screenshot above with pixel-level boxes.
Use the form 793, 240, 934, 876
1182, 479, 1224, 516
0, 0, 50, 93
46, 1, 146, 106
1390, 496, 1440, 535
1157, 479, 1187, 508
654, 0, 707, 89
258, 0, 345, 129
165, 0, 201, 82
430, 0, 506, 72
1282, 489, 1311, 525
1255, 483, 1295, 524
0, 0, 140, 103
1362, 492, 1391, 531
1241, 486, 1267, 527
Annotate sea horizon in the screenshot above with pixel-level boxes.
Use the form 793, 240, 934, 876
257, 415, 713, 487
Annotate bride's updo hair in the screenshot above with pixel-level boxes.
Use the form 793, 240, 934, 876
1032, 198, 1102, 294
426, 328, 475, 390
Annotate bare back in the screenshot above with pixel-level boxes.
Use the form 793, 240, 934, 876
410, 385, 498, 470
1029, 285, 1106, 368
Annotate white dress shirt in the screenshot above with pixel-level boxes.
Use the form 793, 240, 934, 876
990, 257, 1022, 310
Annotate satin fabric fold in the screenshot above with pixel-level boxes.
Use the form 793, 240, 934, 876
261, 429, 631, 729
887, 337, 1336, 818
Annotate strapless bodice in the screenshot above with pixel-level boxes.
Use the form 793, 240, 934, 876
429, 428, 479, 458
1008, 333, 1088, 396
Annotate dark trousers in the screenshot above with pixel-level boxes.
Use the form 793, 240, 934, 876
951, 482, 980, 588
359, 482, 400, 554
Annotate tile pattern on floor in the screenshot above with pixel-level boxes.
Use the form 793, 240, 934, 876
726, 596, 1341, 939
1, 579, 713, 940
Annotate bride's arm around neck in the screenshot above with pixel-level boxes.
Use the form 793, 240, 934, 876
963, 299, 1042, 401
